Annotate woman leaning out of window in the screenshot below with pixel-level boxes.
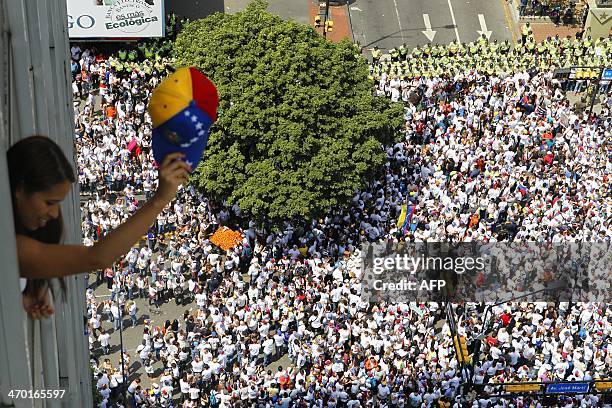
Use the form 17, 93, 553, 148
7, 135, 191, 319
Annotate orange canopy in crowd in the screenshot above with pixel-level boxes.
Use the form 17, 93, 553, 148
106, 106, 117, 119
210, 226, 243, 251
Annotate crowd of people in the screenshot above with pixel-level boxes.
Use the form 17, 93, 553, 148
374, 28, 611, 83
72, 27, 610, 408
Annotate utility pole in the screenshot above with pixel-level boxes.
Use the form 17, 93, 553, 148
118, 294, 128, 404
113, 264, 128, 404
588, 66, 604, 116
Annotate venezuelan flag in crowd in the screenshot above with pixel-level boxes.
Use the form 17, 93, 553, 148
397, 204, 408, 228
397, 203, 417, 233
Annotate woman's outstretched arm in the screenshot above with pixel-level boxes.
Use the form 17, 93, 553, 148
16, 152, 191, 279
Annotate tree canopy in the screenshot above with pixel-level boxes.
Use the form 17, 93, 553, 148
174, 0, 403, 223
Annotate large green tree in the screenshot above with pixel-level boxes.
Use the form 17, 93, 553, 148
174, 0, 403, 223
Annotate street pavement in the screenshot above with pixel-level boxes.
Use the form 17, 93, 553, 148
166, 0, 311, 25
348, 0, 515, 51
165, 0, 225, 19
167, 0, 515, 51
227, 0, 311, 25
527, 21, 581, 43
89, 277, 181, 389
88, 270, 294, 394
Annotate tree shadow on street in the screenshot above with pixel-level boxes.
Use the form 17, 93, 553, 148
166, 0, 225, 20
313, 0, 357, 4
362, 25, 459, 49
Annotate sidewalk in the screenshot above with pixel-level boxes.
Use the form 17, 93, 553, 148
526, 22, 582, 42
509, 0, 583, 42
309, 1, 353, 42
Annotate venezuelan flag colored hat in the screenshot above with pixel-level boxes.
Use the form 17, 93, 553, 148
148, 67, 219, 171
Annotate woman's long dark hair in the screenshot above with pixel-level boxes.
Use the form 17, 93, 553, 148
7, 136, 76, 299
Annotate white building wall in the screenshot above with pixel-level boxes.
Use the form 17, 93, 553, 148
0, 0, 92, 406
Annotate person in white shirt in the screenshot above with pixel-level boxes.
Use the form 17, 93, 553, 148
195, 292, 206, 310
136, 340, 150, 362
90, 314, 102, 337
262, 334, 275, 366
110, 303, 121, 330
98, 330, 110, 355
191, 356, 204, 374
189, 383, 200, 401
377, 381, 391, 401
273, 331, 286, 358
96, 372, 110, 391
249, 341, 261, 365
128, 301, 138, 326
179, 374, 190, 401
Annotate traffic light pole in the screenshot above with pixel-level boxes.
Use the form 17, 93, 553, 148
469, 282, 567, 394
323, 0, 330, 38
554, 65, 606, 116
445, 303, 471, 401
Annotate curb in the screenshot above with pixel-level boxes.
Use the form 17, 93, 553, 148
504, 0, 521, 44
510, 0, 521, 24
346, 1, 355, 44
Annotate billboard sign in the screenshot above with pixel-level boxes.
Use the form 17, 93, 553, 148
67, 0, 164, 39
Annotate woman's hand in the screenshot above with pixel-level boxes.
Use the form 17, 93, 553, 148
21, 286, 54, 320
153, 152, 192, 207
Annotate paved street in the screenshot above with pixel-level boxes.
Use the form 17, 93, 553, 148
88, 271, 293, 393
166, 0, 311, 25
165, 0, 225, 19
225, 0, 311, 24
349, 0, 515, 51
89, 277, 176, 388
168, 0, 516, 51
